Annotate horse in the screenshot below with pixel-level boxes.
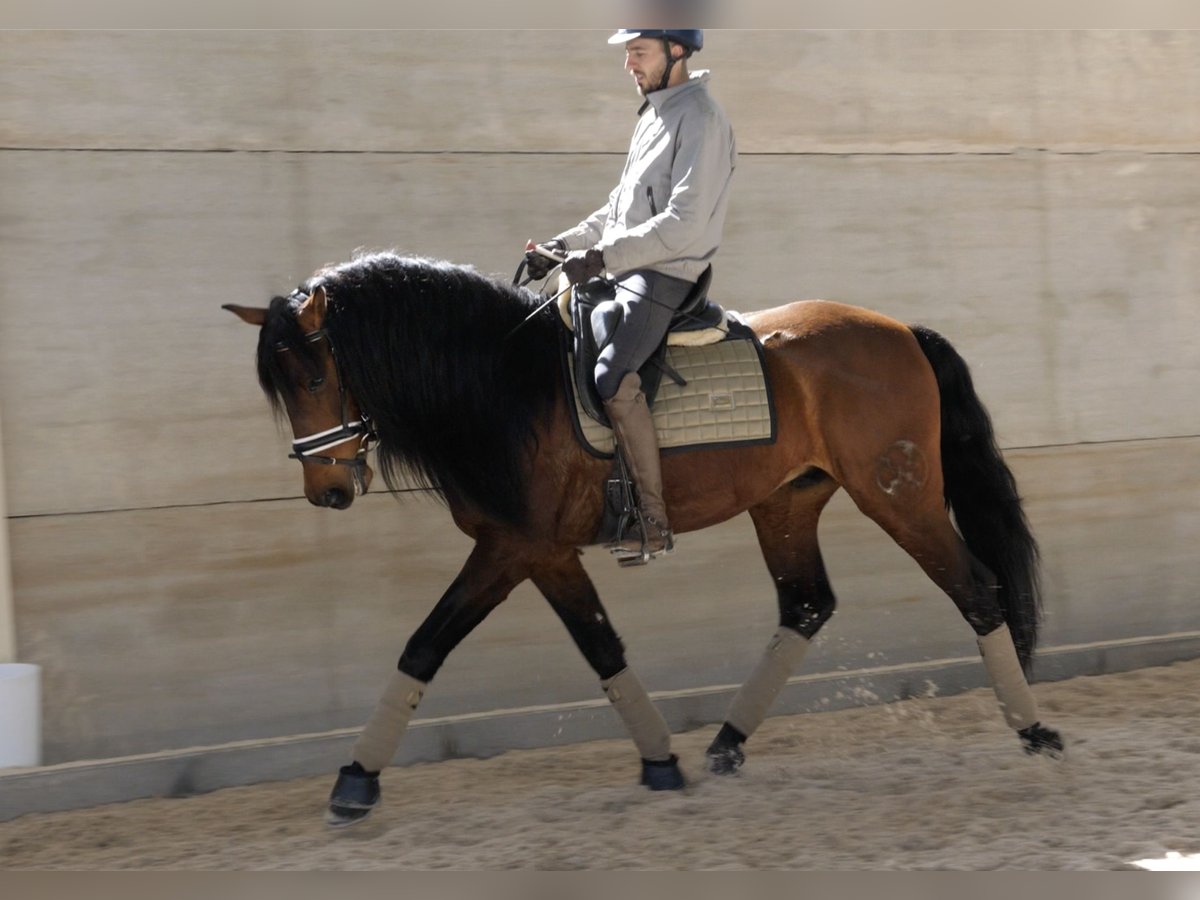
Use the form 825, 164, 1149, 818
224, 250, 1063, 826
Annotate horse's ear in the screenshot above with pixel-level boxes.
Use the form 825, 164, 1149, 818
310, 285, 327, 323
223, 304, 268, 326
296, 285, 328, 330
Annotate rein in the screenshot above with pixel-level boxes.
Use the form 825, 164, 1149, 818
277, 295, 377, 496
509, 254, 729, 341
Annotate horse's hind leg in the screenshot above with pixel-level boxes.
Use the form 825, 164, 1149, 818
707, 472, 841, 774
328, 538, 528, 826
847, 485, 1059, 754
532, 550, 684, 790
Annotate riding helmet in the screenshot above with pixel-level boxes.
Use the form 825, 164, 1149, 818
607, 29, 704, 53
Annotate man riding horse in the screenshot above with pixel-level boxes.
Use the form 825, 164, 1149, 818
225, 26, 1064, 833
526, 27, 737, 563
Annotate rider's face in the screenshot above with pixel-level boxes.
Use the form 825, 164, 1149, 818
623, 38, 675, 96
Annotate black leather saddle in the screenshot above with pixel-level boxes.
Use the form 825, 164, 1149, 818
564, 266, 727, 429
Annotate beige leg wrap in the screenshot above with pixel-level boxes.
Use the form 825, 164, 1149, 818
601, 668, 672, 761
978, 624, 1040, 730
351, 669, 427, 772
726, 627, 811, 738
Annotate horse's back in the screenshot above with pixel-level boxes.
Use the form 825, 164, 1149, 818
743, 298, 911, 343
745, 298, 930, 379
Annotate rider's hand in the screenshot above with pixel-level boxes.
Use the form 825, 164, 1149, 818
563, 248, 605, 285
523, 239, 566, 281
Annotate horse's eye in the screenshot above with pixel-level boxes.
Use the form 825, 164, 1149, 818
307, 376, 326, 393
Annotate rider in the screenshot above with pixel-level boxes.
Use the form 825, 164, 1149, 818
525, 28, 737, 562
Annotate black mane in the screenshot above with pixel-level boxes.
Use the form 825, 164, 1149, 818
259, 252, 561, 526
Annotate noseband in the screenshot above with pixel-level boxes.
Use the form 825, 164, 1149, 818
278, 294, 376, 495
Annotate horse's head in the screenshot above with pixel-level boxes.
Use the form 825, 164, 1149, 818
224, 285, 375, 509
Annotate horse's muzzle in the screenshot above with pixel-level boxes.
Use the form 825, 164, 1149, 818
307, 462, 372, 509
315, 487, 354, 510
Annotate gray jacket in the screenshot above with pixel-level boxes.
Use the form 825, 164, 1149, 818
554, 70, 737, 284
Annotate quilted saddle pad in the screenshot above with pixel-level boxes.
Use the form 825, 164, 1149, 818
565, 316, 777, 458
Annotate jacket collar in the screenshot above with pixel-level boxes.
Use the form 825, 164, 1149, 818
637, 69, 711, 116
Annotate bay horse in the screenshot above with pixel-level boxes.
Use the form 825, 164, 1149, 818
224, 250, 1063, 826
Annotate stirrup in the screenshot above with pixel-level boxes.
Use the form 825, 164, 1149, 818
611, 516, 674, 566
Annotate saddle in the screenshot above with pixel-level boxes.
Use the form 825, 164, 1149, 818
556, 268, 776, 455
553, 268, 776, 547
558, 266, 729, 429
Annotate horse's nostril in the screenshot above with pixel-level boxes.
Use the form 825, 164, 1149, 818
321, 488, 350, 509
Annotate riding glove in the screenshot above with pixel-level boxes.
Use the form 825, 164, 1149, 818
524, 239, 566, 281
563, 248, 606, 285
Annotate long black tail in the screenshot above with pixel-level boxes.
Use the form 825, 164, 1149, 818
910, 325, 1041, 671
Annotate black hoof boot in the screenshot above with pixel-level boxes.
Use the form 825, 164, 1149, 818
1019, 722, 1065, 758
326, 761, 381, 827
705, 723, 747, 775
640, 754, 686, 791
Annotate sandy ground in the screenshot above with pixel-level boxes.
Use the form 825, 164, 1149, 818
3, 659, 1200, 870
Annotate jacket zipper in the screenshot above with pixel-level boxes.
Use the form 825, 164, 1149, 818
646, 186, 658, 217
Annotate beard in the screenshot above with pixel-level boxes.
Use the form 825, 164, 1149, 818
633, 62, 668, 96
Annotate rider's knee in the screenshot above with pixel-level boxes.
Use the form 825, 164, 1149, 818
594, 363, 626, 402
590, 299, 622, 350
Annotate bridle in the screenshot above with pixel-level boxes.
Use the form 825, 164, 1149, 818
278, 290, 377, 496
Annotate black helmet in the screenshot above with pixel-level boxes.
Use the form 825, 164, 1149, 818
608, 29, 704, 53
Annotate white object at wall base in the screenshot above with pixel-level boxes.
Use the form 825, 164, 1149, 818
0, 664, 40, 768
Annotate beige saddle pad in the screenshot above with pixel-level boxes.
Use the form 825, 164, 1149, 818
566, 316, 777, 458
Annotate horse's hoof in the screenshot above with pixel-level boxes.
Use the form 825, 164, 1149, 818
640, 754, 686, 791
706, 742, 745, 775
327, 762, 381, 827
326, 805, 375, 828
1019, 722, 1064, 758
705, 722, 747, 775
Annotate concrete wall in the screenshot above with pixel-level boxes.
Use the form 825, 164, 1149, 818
1, 30, 1198, 765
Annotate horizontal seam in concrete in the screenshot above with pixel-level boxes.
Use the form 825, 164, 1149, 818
1005, 432, 1200, 453
5, 489, 423, 521
14, 629, 1200, 768
3, 630, 1199, 821
3, 147, 1200, 157
7, 433, 1196, 521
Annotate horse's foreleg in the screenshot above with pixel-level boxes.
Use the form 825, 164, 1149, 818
532, 551, 684, 791
708, 478, 839, 774
328, 540, 527, 826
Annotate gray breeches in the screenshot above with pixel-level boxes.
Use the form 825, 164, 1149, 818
591, 270, 694, 400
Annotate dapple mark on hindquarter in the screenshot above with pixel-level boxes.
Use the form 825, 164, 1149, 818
875, 440, 928, 496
